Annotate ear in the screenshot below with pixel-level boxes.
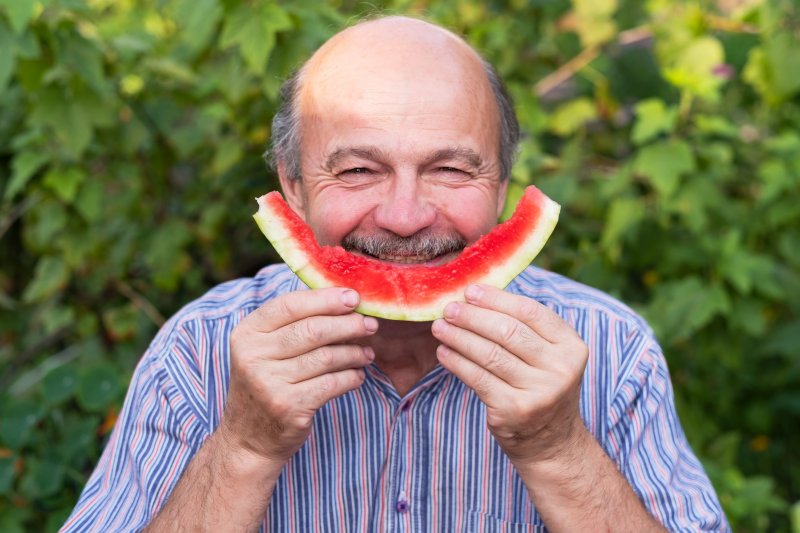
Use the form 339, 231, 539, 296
277, 162, 307, 221
495, 178, 510, 218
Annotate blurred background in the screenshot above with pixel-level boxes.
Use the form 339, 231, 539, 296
1, 0, 799, 531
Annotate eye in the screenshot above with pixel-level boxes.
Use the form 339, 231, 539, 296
335, 167, 383, 184
433, 166, 472, 181
340, 167, 372, 176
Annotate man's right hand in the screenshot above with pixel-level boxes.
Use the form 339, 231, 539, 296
220, 287, 378, 465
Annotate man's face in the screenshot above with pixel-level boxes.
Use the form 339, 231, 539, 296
280, 23, 508, 266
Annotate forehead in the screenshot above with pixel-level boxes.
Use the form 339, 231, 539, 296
297, 19, 499, 148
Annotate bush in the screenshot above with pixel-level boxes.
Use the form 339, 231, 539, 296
1, 1, 798, 531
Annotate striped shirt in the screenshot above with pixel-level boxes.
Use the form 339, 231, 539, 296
62, 264, 728, 532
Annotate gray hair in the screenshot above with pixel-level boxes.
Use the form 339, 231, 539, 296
266, 58, 520, 182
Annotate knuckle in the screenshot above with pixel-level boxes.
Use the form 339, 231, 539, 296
470, 368, 493, 396
485, 343, 509, 373
301, 319, 325, 345
519, 300, 541, 324
272, 294, 294, 320
500, 320, 524, 346
318, 373, 337, 395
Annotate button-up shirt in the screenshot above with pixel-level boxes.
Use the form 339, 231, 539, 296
61, 264, 729, 532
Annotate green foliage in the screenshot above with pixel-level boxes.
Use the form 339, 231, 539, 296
1, 0, 799, 530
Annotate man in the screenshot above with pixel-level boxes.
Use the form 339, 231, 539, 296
62, 16, 728, 532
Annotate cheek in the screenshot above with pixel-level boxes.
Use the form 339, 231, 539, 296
306, 193, 374, 246
439, 190, 501, 242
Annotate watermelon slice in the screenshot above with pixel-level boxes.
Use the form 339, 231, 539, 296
253, 186, 560, 321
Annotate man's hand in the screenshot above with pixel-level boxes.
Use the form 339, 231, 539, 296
221, 287, 378, 465
431, 283, 588, 466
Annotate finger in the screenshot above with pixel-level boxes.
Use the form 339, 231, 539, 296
294, 368, 368, 411
271, 313, 378, 360
436, 344, 509, 406
441, 302, 548, 367
245, 287, 363, 333
282, 344, 374, 383
431, 319, 530, 387
464, 284, 575, 343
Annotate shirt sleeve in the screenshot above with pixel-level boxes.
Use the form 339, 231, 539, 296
607, 331, 730, 532
60, 321, 209, 533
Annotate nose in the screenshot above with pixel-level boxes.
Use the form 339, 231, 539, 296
373, 176, 436, 237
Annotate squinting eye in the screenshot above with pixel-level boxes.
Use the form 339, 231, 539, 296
341, 167, 371, 175
336, 167, 383, 184
434, 167, 471, 180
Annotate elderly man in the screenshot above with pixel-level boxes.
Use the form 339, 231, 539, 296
62, 16, 727, 532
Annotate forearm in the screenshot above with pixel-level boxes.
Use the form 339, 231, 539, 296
144, 428, 284, 533
515, 428, 667, 533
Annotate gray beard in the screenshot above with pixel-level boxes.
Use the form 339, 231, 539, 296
341, 229, 467, 260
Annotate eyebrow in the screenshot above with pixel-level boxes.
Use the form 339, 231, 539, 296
323, 147, 390, 171
323, 146, 485, 171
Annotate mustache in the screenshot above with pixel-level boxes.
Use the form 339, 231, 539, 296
341, 229, 467, 259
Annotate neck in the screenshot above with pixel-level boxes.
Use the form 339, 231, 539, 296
364, 319, 439, 397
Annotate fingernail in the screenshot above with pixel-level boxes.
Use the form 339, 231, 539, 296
341, 290, 359, 307
431, 319, 447, 334
363, 316, 379, 332
444, 302, 460, 320
363, 346, 375, 360
465, 284, 483, 302
436, 344, 449, 358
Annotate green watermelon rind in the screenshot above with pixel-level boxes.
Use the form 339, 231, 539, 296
253, 189, 560, 321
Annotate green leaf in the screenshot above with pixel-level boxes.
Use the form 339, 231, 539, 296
0, 20, 15, 91
173, 0, 222, 53
791, 500, 800, 533
74, 178, 104, 223
0, 507, 32, 533
763, 32, 800, 100
633, 139, 695, 198
42, 167, 86, 204
220, 3, 292, 73
102, 304, 139, 342
0, 0, 36, 34
0, 400, 42, 450
549, 97, 598, 136
41, 364, 78, 406
0, 455, 15, 495
56, 416, 99, 463
28, 86, 115, 158
19, 457, 65, 499
4, 150, 49, 200
572, 0, 617, 47
694, 115, 738, 138
601, 196, 645, 257
662, 36, 725, 100
77, 362, 121, 413
632, 99, 677, 145
646, 277, 731, 343
54, 31, 108, 96
212, 136, 243, 175
22, 256, 70, 303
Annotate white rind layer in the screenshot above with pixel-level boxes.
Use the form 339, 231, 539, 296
254, 192, 560, 322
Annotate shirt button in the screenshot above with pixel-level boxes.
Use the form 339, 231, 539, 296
395, 499, 409, 513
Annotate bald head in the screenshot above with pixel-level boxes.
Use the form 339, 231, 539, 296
269, 16, 519, 182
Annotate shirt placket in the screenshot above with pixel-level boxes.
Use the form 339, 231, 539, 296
375, 367, 445, 532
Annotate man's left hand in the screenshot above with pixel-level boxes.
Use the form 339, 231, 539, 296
431, 284, 590, 466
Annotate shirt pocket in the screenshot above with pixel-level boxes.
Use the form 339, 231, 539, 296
467, 510, 546, 533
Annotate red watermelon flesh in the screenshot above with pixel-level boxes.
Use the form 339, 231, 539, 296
253, 186, 560, 321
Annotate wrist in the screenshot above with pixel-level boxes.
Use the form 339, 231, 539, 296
514, 421, 594, 485
214, 423, 287, 483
